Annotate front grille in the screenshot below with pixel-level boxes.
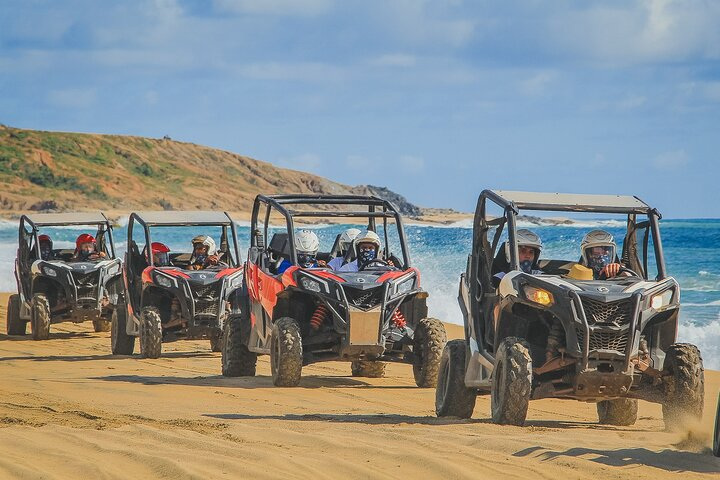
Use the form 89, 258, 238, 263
576, 327, 629, 354
73, 271, 100, 301
191, 282, 222, 318
344, 287, 383, 311
580, 297, 634, 326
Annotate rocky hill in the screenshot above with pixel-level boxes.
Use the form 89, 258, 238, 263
0, 125, 465, 223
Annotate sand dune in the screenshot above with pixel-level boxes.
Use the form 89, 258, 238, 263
0, 293, 718, 479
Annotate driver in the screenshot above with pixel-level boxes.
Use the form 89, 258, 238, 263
151, 242, 171, 267
580, 230, 629, 279
339, 230, 385, 272
72, 234, 107, 261
494, 229, 543, 284
188, 235, 225, 270
38, 234, 54, 261
328, 228, 361, 271
278, 230, 320, 273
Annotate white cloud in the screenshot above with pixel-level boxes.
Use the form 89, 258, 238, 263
213, 0, 333, 16
547, 0, 720, 65
236, 62, 345, 82
398, 155, 425, 173
518, 71, 558, 97
653, 150, 689, 170
47, 88, 98, 108
370, 54, 417, 68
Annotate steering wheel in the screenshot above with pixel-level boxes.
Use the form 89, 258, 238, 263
359, 259, 394, 271
599, 266, 640, 280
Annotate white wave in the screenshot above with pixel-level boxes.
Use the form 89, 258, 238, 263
678, 318, 720, 370
681, 300, 720, 307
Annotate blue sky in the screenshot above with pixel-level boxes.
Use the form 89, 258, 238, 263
1, 0, 719, 217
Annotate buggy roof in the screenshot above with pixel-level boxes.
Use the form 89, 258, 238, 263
257, 194, 400, 218
24, 212, 109, 226
132, 211, 234, 226
487, 190, 652, 214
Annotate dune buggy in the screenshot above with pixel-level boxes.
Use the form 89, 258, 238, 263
435, 190, 704, 427
112, 211, 243, 358
222, 194, 446, 387
7, 212, 123, 339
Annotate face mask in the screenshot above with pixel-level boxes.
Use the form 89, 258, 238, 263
298, 253, 316, 268
195, 254, 207, 265
79, 250, 92, 260
520, 260, 534, 274
359, 248, 376, 265
588, 254, 611, 274
40, 246, 52, 260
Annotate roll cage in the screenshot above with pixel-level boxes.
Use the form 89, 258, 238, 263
127, 211, 241, 269
250, 194, 412, 270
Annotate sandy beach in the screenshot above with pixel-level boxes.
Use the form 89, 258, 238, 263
0, 292, 718, 479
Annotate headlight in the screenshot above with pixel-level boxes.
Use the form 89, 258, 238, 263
43, 267, 58, 277
395, 276, 415, 295
154, 273, 175, 289
300, 276, 323, 293
651, 290, 674, 310
523, 285, 554, 306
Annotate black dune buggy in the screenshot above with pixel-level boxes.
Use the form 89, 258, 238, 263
7, 212, 123, 339
221, 194, 446, 387
435, 190, 704, 427
111, 211, 243, 358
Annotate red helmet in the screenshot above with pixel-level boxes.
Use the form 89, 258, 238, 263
39, 234, 52, 244
75, 233, 96, 249
151, 242, 170, 253
151, 242, 170, 266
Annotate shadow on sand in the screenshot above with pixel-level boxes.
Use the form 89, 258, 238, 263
203, 412, 477, 426
513, 445, 719, 474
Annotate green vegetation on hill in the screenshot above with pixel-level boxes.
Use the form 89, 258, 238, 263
0, 125, 458, 221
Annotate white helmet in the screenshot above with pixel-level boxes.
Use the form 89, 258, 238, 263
192, 235, 217, 256
580, 230, 617, 270
338, 228, 361, 252
354, 229, 381, 250
295, 229, 319, 254
505, 229, 543, 262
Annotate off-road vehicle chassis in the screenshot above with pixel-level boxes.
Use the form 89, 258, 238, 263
435, 190, 704, 427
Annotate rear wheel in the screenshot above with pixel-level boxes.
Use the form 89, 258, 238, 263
412, 317, 447, 387
270, 317, 302, 387
491, 337, 532, 426
111, 303, 135, 355
662, 343, 704, 430
30, 294, 51, 340
93, 319, 111, 332
139, 306, 162, 359
597, 398, 638, 426
222, 314, 257, 377
6, 294, 26, 335
351, 360, 385, 378
435, 339, 477, 418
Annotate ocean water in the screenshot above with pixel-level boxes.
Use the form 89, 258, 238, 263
1, 218, 718, 369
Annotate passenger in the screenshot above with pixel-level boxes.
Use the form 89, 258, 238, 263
151, 242, 171, 267
580, 230, 629, 279
328, 228, 361, 271
338, 230, 385, 272
278, 230, 320, 273
188, 235, 226, 270
72, 234, 106, 261
38, 234, 54, 261
494, 229, 543, 283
